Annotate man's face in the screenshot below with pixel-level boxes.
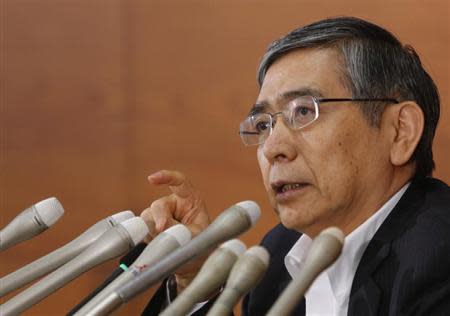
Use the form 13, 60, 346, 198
256, 48, 392, 236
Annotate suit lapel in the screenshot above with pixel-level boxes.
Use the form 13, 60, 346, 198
347, 239, 390, 316
348, 178, 427, 316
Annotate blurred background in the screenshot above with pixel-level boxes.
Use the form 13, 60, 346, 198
1, 0, 448, 314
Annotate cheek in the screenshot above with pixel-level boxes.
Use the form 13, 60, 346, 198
305, 129, 363, 195
318, 129, 378, 198
331, 139, 360, 171
257, 149, 270, 188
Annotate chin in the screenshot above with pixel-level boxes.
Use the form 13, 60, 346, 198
277, 207, 304, 232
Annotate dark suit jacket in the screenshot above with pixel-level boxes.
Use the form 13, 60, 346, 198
143, 177, 450, 315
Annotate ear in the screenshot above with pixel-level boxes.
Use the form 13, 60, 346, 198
388, 101, 424, 166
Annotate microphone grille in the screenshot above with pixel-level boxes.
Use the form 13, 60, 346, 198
246, 246, 270, 267
220, 239, 247, 256
320, 227, 345, 244
34, 197, 64, 227
164, 224, 192, 246
236, 201, 261, 226
110, 210, 135, 224
120, 217, 149, 246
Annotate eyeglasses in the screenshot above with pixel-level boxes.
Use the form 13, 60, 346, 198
239, 95, 399, 146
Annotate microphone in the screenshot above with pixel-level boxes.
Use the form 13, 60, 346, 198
72, 224, 192, 315
0, 210, 134, 297
206, 246, 270, 316
0, 217, 148, 316
266, 227, 345, 316
85, 200, 260, 316
160, 239, 247, 316
0, 197, 64, 252
66, 243, 147, 316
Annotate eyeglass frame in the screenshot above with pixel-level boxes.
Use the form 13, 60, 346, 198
239, 96, 399, 146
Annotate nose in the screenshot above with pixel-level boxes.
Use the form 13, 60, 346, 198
261, 116, 297, 163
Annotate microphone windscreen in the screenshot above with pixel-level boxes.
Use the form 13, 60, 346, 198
120, 217, 149, 246
34, 197, 65, 227
164, 224, 192, 247
110, 210, 135, 224
266, 227, 344, 316
235, 201, 260, 225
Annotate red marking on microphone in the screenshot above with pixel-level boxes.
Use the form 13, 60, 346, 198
134, 264, 149, 272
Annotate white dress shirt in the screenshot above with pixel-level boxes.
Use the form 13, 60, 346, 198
284, 183, 410, 316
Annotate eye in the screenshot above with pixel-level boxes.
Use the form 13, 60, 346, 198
251, 114, 271, 133
254, 119, 271, 133
295, 105, 315, 116
291, 100, 317, 127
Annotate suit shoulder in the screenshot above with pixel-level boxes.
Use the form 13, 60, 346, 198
408, 177, 450, 238
260, 224, 302, 256
392, 178, 450, 271
419, 177, 450, 222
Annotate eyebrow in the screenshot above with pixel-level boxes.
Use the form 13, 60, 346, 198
249, 87, 324, 115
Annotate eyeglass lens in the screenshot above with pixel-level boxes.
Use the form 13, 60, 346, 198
240, 96, 319, 145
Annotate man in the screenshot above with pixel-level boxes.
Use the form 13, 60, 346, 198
139, 16, 450, 315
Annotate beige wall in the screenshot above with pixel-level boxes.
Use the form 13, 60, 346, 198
1, 0, 448, 314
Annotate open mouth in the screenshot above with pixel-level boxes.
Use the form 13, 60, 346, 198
272, 182, 308, 195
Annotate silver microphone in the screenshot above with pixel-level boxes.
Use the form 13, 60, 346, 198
0, 210, 134, 297
0, 197, 64, 252
74, 224, 192, 315
160, 239, 247, 316
266, 227, 345, 316
86, 200, 260, 316
206, 246, 270, 316
0, 217, 148, 316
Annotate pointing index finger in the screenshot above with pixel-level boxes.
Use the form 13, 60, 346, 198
148, 170, 195, 198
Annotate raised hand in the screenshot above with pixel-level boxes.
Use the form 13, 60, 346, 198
140, 170, 211, 291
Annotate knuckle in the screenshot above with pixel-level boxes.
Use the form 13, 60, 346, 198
140, 207, 151, 218
150, 198, 168, 210
172, 170, 186, 183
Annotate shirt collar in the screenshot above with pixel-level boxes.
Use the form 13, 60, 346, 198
285, 182, 410, 299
